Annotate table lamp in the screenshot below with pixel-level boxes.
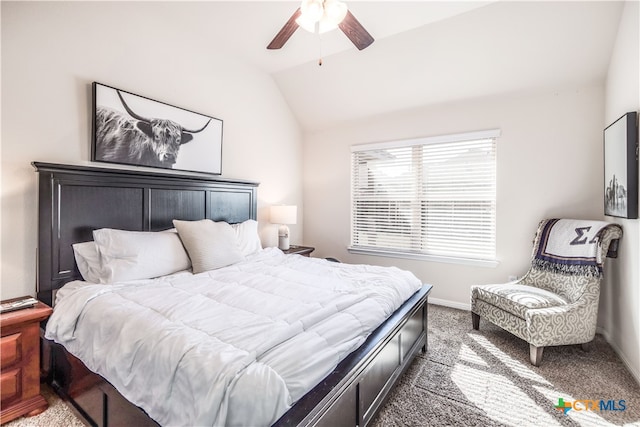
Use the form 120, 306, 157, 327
270, 205, 297, 250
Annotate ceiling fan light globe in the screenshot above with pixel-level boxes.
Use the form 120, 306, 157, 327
317, 17, 338, 34
324, 0, 348, 25
300, 0, 324, 22
295, 14, 318, 33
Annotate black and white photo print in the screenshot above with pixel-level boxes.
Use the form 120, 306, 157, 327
92, 82, 223, 174
604, 111, 638, 219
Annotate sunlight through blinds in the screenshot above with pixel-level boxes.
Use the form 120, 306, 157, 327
351, 130, 498, 261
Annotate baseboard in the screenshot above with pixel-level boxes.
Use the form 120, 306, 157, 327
597, 327, 640, 386
428, 297, 470, 311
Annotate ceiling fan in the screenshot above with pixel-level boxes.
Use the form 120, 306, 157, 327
267, 0, 374, 51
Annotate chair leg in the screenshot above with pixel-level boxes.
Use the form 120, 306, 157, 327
581, 341, 592, 352
471, 312, 480, 330
530, 344, 543, 366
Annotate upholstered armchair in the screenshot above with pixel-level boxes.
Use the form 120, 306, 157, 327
471, 218, 622, 366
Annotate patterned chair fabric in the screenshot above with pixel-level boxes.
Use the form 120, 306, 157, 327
471, 218, 622, 366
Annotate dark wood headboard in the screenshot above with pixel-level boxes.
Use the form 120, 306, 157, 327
33, 162, 259, 306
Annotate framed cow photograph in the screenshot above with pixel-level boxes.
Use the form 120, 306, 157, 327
92, 82, 223, 174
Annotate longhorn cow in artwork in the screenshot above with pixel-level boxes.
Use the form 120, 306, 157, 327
94, 90, 212, 168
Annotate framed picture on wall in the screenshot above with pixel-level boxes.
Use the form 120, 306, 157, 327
92, 82, 223, 175
604, 111, 638, 218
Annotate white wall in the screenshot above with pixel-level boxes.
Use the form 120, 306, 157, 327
1, 2, 303, 300
303, 85, 605, 309
603, 0, 640, 382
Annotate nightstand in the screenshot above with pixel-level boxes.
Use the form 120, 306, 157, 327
283, 245, 315, 257
1, 298, 52, 424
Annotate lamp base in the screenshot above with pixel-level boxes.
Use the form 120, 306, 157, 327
278, 225, 290, 250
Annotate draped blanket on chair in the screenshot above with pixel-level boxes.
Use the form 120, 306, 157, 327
532, 218, 621, 278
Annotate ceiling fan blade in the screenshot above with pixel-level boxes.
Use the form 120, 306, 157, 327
338, 10, 374, 50
267, 8, 302, 50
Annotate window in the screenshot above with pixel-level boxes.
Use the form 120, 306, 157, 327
350, 130, 499, 265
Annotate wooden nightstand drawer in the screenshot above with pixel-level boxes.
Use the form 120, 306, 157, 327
0, 299, 52, 424
1, 367, 22, 404
1, 332, 23, 368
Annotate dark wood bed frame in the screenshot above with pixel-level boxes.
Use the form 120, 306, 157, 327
34, 162, 432, 427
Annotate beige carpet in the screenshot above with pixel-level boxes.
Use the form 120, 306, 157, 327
4, 385, 84, 427
6, 304, 640, 426
372, 304, 640, 427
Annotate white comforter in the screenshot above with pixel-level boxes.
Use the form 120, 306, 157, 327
45, 248, 422, 426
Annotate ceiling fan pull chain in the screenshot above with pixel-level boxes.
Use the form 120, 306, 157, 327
318, 33, 323, 66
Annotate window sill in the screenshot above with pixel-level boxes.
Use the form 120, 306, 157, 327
347, 247, 499, 268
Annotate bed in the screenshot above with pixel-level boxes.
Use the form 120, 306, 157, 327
34, 162, 432, 427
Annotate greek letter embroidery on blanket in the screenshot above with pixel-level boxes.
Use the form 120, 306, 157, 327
533, 219, 614, 278
570, 226, 598, 246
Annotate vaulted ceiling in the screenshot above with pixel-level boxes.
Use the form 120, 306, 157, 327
267, 1, 624, 131
127, 1, 625, 131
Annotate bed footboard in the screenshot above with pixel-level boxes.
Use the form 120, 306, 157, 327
273, 284, 432, 427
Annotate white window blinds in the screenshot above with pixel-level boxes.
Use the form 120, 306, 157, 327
350, 130, 499, 262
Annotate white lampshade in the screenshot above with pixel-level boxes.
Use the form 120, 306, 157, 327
270, 205, 297, 225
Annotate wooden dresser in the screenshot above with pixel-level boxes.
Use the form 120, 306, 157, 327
1, 300, 52, 424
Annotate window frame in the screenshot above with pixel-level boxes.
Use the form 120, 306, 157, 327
349, 129, 500, 267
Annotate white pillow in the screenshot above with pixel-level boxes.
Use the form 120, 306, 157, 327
232, 220, 262, 256
92, 228, 191, 283
72, 241, 103, 283
173, 219, 244, 274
